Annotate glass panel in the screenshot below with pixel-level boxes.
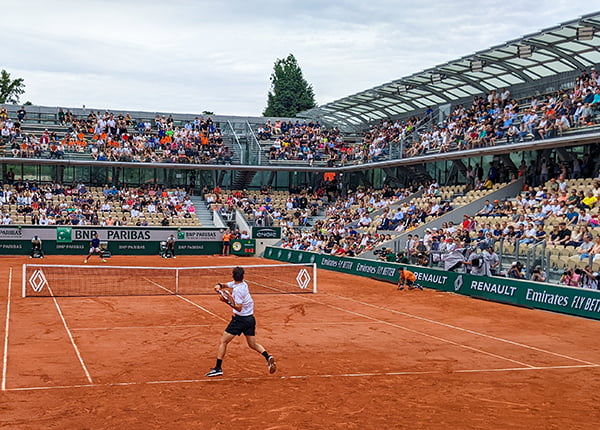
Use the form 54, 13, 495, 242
527, 65, 555, 77
543, 61, 576, 73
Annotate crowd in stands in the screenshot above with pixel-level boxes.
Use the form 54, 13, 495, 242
403, 70, 600, 157
279, 185, 414, 256
252, 72, 600, 166
257, 153, 600, 289
0, 106, 233, 165
0, 178, 198, 226
259, 117, 422, 166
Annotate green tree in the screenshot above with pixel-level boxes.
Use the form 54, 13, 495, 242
0, 70, 25, 104
263, 54, 316, 117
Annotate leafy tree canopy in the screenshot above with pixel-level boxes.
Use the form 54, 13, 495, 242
263, 54, 316, 117
0, 70, 25, 104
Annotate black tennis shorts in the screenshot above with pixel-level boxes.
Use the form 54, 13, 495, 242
225, 315, 256, 336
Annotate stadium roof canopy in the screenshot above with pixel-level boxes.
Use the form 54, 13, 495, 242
299, 11, 600, 129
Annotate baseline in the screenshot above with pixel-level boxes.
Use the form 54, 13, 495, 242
71, 321, 381, 331
1, 267, 12, 391
5, 363, 598, 392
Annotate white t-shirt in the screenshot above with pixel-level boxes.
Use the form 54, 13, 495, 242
228, 280, 254, 316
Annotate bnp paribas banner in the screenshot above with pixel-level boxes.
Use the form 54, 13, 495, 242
263, 247, 600, 321
0, 226, 223, 242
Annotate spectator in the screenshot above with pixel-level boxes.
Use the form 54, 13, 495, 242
530, 265, 547, 282
507, 261, 525, 279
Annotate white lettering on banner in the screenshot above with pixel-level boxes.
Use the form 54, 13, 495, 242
340, 261, 354, 270
583, 297, 600, 313
525, 289, 569, 307
470, 280, 517, 297
356, 263, 377, 274
183, 231, 220, 241
379, 267, 396, 277
321, 258, 339, 268
571, 296, 585, 310
117, 244, 146, 250
415, 272, 449, 285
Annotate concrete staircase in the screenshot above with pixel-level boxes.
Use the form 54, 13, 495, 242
190, 195, 214, 227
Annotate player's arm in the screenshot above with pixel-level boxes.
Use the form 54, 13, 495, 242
215, 283, 242, 311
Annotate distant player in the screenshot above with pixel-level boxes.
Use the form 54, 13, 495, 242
206, 266, 276, 377
84, 233, 106, 263
397, 267, 423, 291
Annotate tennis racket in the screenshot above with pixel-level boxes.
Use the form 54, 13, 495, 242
217, 288, 234, 307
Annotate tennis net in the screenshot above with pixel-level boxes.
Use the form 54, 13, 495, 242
22, 263, 317, 297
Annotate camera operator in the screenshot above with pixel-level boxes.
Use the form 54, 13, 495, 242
530, 265, 547, 283
578, 265, 598, 290
443, 238, 466, 272
414, 239, 430, 266
560, 267, 580, 286
463, 246, 489, 276
482, 244, 500, 276
375, 247, 396, 263
507, 261, 525, 279
396, 250, 411, 264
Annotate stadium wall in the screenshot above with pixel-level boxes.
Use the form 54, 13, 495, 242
263, 247, 600, 321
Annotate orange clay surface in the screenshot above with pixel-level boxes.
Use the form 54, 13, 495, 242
1, 254, 599, 429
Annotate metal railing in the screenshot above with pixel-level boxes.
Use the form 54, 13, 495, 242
225, 120, 244, 164
245, 121, 262, 165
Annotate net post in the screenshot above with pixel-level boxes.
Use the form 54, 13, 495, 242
312, 263, 317, 294
175, 268, 179, 295
22, 264, 27, 298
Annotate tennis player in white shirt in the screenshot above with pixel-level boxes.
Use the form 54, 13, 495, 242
206, 266, 276, 377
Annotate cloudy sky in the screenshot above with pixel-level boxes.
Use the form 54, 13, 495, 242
2, 1, 597, 116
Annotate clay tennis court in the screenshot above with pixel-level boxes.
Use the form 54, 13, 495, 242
1, 255, 599, 429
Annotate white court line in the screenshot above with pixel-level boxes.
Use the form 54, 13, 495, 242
5, 363, 599, 392
144, 279, 226, 322
71, 321, 380, 331
142, 277, 175, 295
2, 267, 12, 391
72, 324, 214, 331
48, 286, 93, 384
329, 292, 599, 366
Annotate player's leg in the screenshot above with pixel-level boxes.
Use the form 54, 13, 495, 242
217, 331, 236, 360
84, 248, 93, 263
245, 335, 266, 354
245, 333, 276, 374
206, 331, 235, 377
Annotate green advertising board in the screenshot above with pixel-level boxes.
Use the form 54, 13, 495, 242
263, 246, 600, 321
56, 227, 73, 243
231, 239, 256, 256
252, 227, 281, 239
